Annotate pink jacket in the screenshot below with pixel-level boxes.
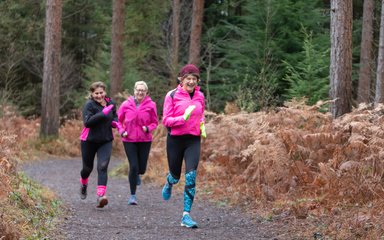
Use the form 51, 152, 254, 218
118, 95, 158, 142
162, 85, 205, 136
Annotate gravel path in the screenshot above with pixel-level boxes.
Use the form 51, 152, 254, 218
21, 158, 286, 240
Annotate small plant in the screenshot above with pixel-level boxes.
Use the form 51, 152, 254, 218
236, 66, 279, 112
283, 27, 329, 106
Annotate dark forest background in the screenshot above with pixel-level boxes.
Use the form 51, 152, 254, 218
0, 0, 378, 116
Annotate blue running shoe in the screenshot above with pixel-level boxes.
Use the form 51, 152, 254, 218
162, 183, 172, 201
137, 175, 141, 186
181, 214, 198, 228
128, 195, 137, 205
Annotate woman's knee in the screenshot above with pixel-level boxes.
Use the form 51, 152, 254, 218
129, 165, 139, 174
98, 162, 109, 172
82, 166, 93, 175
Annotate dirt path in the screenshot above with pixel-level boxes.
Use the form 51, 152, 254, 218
21, 158, 286, 240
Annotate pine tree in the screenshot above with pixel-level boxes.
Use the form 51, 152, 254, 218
284, 28, 329, 105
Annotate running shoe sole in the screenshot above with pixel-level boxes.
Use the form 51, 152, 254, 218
96, 197, 108, 208
180, 222, 198, 228
128, 195, 138, 205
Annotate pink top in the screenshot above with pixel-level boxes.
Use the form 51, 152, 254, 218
162, 85, 205, 136
117, 95, 158, 142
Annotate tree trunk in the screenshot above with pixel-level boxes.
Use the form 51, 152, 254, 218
170, 0, 181, 86
375, 0, 384, 103
357, 0, 374, 103
188, 0, 204, 65
110, 0, 125, 99
40, 0, 62, 138
330, 0, 353, 118
205, 42, 213, 111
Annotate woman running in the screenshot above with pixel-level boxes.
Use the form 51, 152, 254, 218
79, 81, 118, 208
117, 81, 158, 205
161, 64, 206, 228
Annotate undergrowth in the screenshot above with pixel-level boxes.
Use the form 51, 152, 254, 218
1, 173, 63, 239
0, 110, 63, 240
3, 101, 384, 238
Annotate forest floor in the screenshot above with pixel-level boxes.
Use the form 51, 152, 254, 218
21, 158, 306, 240
12, 100, 384, 239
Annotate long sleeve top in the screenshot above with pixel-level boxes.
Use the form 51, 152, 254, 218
79, 97, 117, 143
117, 95, 158, 142
162, 85, 205, 136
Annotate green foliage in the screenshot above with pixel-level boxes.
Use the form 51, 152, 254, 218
208, 0, 329, 111
122, 0, 171, 102
62, 0, 112, 112
236, 66, 279, 112
0, 0, 44, 116
0, 0, 369, 115
83, 0, 171, 109
83, 44, 111, 97
0, 0, 113, 117
283, 28, 329, 105
62, 0, 111, 64
199, 1, 247, 111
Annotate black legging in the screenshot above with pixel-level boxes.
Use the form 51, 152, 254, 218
80, 141, 112, 186
166, 134, 200, 179
123, 142, 152, 195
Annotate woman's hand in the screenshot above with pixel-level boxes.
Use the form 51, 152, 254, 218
102, 104, 114, 115
200, 122, 206, 138
183, 105, 196, 121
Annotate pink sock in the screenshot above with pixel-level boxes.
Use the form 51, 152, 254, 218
97, 185, 107, 197
80, 177, 88, 185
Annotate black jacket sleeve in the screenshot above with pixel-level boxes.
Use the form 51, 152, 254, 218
111, 100, 118, 123
82, 101, 106, 128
